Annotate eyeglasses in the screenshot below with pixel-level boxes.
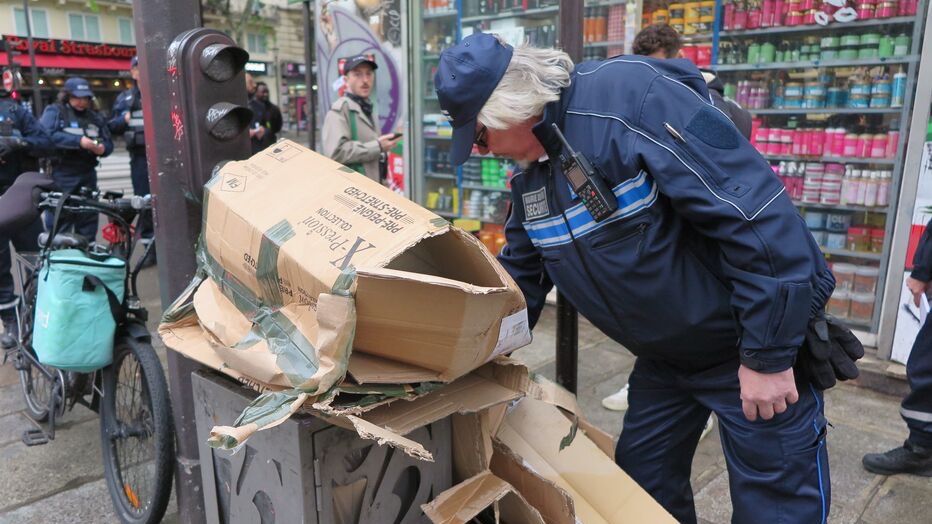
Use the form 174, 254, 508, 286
474, 124, 488, 148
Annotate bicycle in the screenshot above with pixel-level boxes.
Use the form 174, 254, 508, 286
0, 174, 174, 524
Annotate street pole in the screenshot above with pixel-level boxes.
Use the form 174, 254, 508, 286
555, 0, 584, 394
131, 1, 207, 521
303, 0, 316, 149
21, 0, 42, 116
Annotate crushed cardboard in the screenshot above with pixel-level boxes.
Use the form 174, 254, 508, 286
199, 140, 529, 382
420, 470, 545, 524
496, 399, 677, 524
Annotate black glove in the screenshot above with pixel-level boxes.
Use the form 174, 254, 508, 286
798, 311, 865, 390
0, 137, 26, 158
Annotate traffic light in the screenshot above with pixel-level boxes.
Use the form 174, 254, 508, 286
168, 28, 252, 200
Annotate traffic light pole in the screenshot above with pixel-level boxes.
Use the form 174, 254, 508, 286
555, 0, 584, 395
131, 1, 207, 522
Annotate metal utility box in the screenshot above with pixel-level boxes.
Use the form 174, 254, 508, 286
191, 371, 452, 523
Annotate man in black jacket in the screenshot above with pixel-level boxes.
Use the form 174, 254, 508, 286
863, 218, 932, 476
249, 82, 283, 154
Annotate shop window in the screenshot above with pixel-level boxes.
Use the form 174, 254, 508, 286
247, 32, 268, 54
118, 17, 134, 45
69, 13, 101, 42
13, 7, 49, 38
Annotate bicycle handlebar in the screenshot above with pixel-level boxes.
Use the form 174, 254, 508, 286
39, 191, 152, 212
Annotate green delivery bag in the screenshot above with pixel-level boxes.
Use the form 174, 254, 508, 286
33, 249, 126, 372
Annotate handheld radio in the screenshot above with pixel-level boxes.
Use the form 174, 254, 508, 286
551, 123, 617, 222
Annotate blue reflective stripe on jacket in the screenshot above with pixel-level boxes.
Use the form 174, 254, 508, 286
497, 56, 834, 372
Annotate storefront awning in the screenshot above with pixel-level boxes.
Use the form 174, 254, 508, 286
0, 52, 130, 71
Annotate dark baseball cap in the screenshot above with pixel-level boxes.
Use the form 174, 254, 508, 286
342, 54, 377, 74
434, 33, 513, 166
64, 77, 93, 98
130, 55, 138, 68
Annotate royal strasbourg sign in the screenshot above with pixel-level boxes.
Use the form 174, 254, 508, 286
2, 35, 136, 59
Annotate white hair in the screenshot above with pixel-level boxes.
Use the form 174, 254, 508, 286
478, 40, 574, 130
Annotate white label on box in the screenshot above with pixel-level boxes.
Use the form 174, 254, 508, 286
491, 308, 532, 359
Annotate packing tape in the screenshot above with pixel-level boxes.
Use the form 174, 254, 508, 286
209, 389, 309, 449
197, 242, 324, 388
256, 219, 296, 307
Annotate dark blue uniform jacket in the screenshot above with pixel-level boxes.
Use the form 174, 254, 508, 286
498, 57, 835, 373
0, 98, 52, 187
39, 102, 113, 171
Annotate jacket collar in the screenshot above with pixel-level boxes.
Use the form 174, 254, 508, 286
532, 83, 572, 162
341, 95, 376, 130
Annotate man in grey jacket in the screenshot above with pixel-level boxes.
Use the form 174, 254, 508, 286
322, 55, 400, 184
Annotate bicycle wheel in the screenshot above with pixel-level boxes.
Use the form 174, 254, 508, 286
99, 336, 175, 524
16, 279, 65, 422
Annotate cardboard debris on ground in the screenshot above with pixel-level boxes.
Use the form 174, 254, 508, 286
495, 398, 677, 524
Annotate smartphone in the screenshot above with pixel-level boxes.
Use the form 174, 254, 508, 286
391, 132, 403, 139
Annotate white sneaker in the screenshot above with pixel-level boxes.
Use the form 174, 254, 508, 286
602, 384, 629, 411
700, 415, 715, 441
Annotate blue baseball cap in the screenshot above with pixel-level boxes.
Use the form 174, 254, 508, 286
435, 33, 513, 166
64, 77, 93, 98
130, 55, 139, 68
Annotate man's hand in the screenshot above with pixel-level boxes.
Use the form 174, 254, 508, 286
124, 112, 131, 124
378, 133, 401, 152
906, 276, 928, 307
249, 126, 266, 140
738, 365, 799, 421
80, 137, 105, 155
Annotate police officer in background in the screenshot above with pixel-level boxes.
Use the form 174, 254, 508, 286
108, 56, 154, 263
0, 72, 52, 344
39, 77, 113, 241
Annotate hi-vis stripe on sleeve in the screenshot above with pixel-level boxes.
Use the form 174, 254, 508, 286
523, 170, 659, 248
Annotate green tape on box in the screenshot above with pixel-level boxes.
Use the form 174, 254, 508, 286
256, 219, 296, 307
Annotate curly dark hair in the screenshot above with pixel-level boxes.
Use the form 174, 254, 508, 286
632, 24, 683, 58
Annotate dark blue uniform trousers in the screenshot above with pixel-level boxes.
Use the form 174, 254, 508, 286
617, 357, 830, 524
902, 317, 932, 449
0, 216, 42, 322
129, 153, 153, 239
47, 168, 98, 242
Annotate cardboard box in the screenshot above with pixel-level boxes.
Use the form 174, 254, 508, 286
200, 139, 529, 383
423, 398, 676, 524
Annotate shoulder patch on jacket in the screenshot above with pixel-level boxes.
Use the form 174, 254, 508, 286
685, 106, 739, 149
522, 187, 550, 220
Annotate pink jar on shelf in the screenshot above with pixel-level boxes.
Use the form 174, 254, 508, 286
723, 1, 736, 29
886, 130, 900, 158
834, 128, 848, 157
870, 134, 887, 158
773, 0, 786, 25
803, 9, 817, 24
734, 7, 748, 29
856, 134, 872, 157
843, 133, 859, 157
809, 128, 825, 156
875, 2, 896, 17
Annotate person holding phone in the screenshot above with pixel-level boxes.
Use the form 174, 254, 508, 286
322, 54, 400, 184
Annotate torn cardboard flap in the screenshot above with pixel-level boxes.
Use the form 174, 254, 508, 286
421, 470, 544, 524
491, 438, 576, 524
497, 398, 677, 524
